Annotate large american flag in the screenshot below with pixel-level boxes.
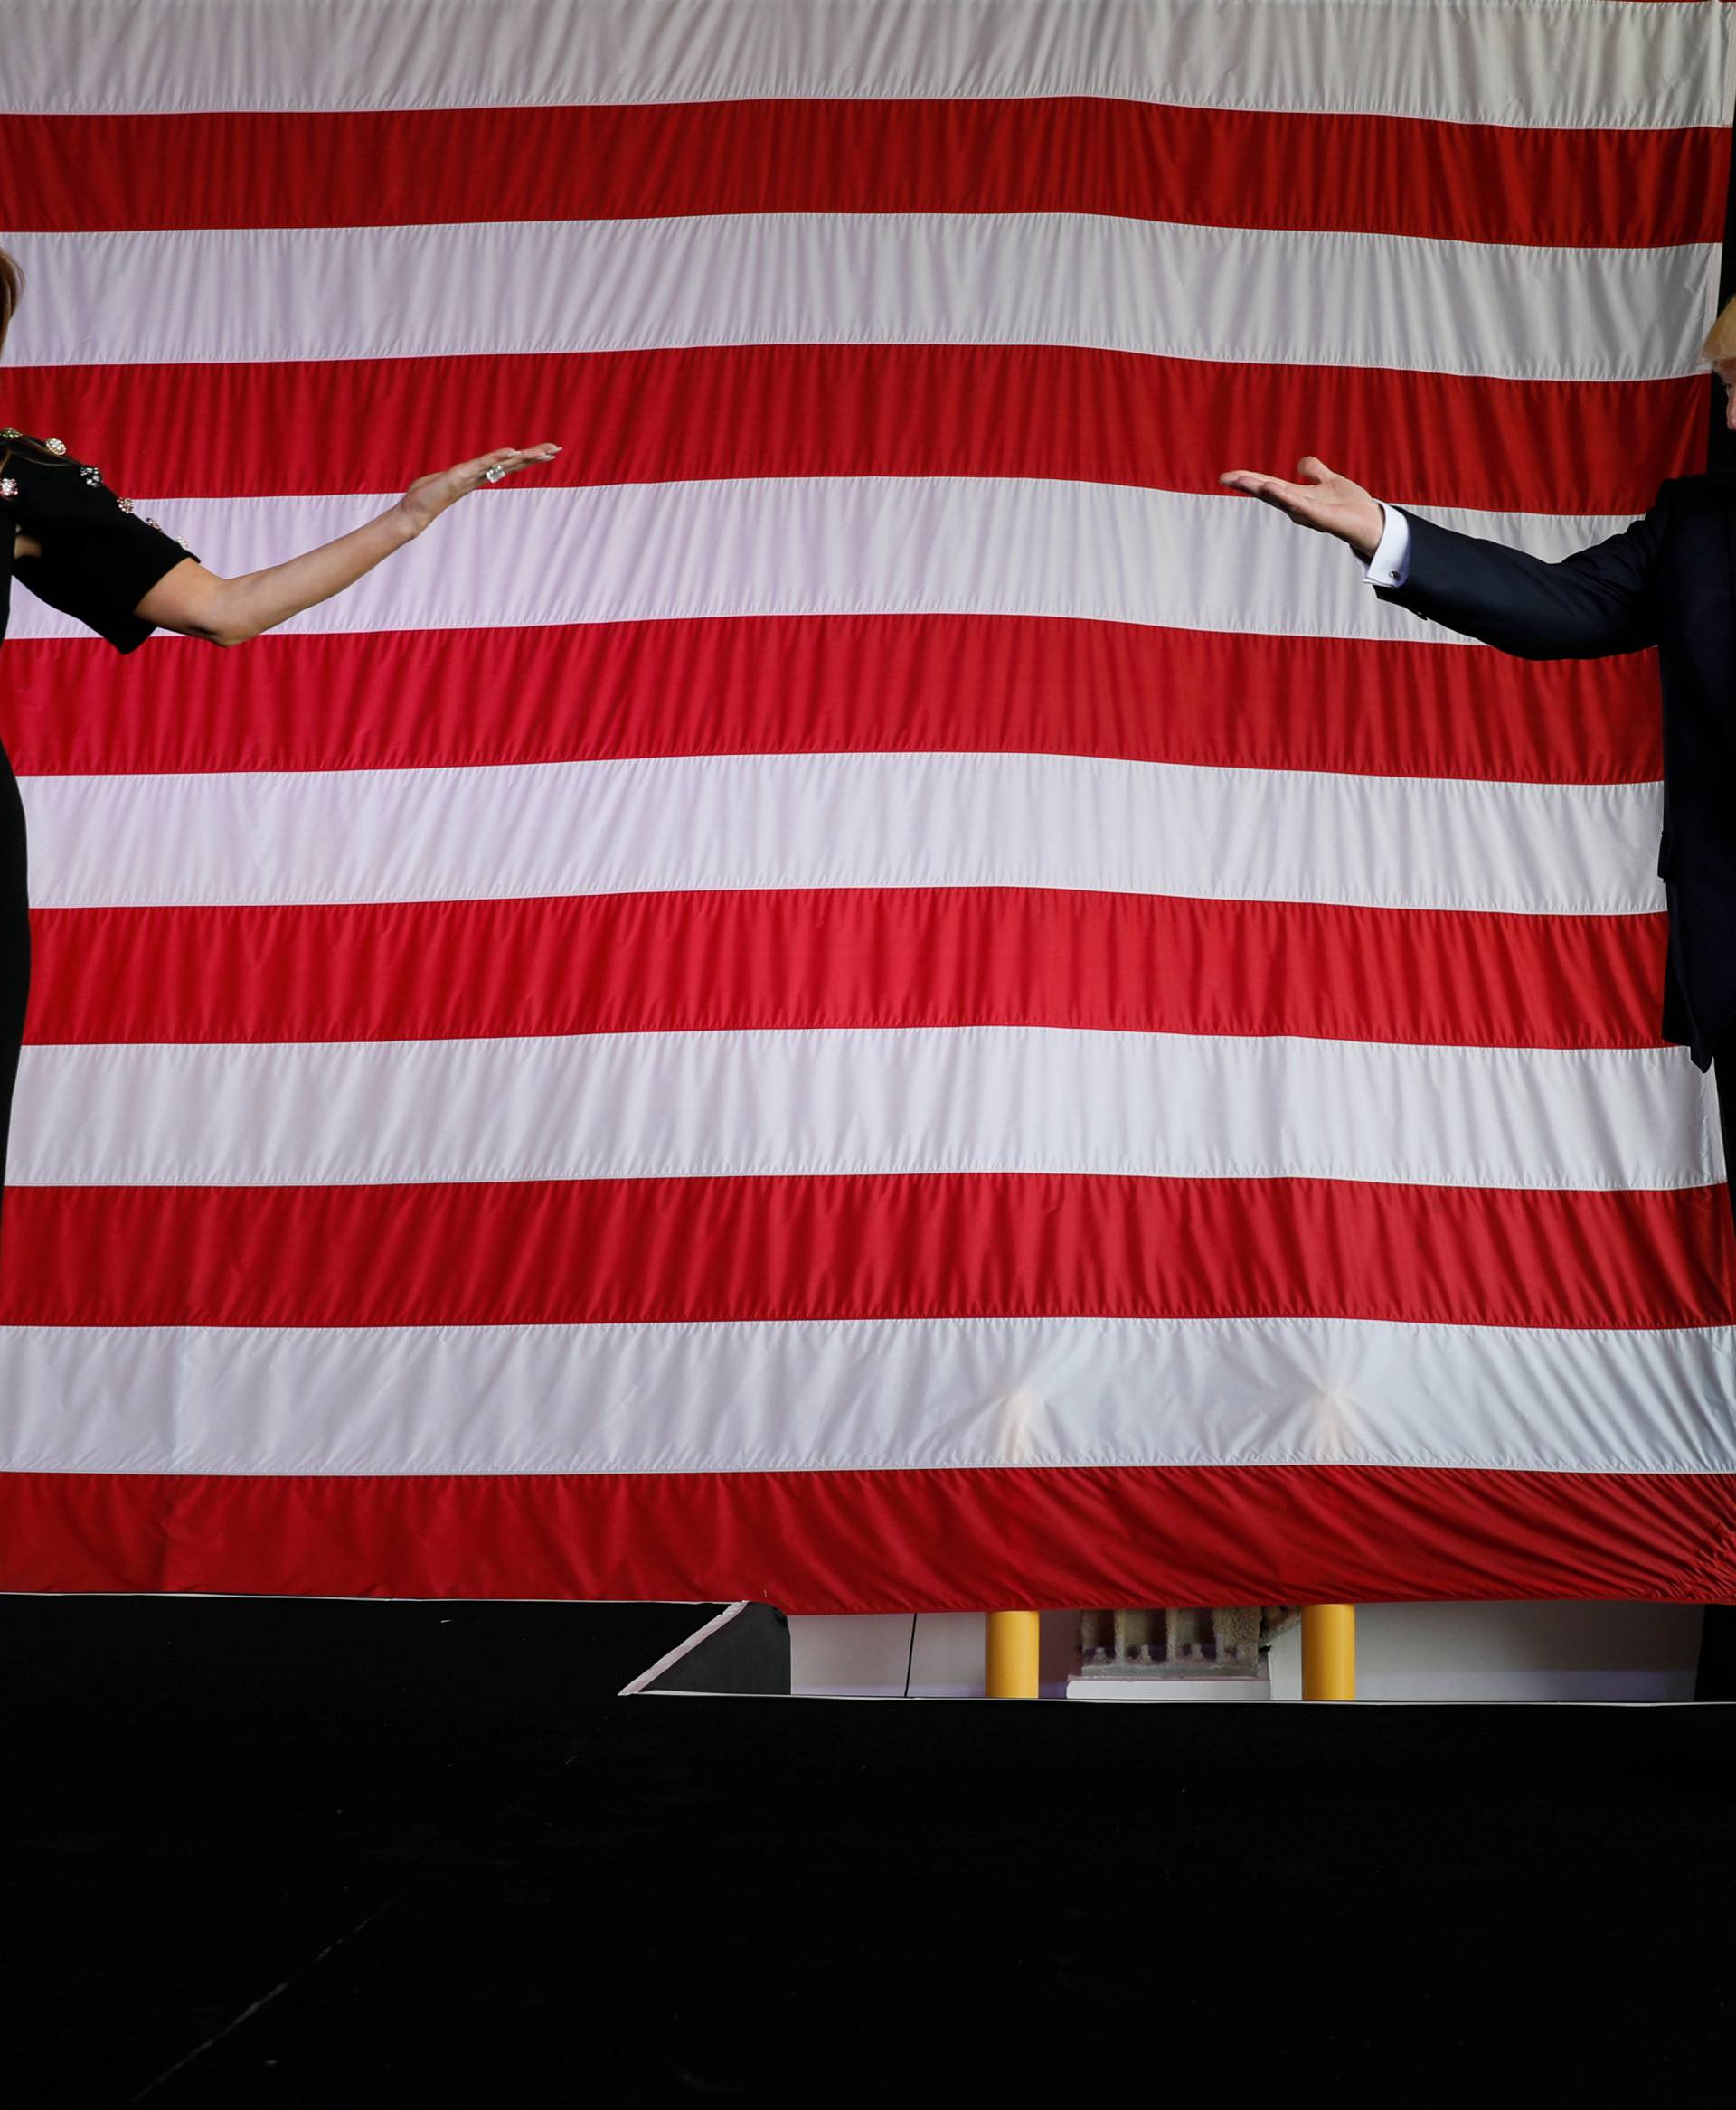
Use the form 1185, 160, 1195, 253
1, 0, 1733, 1609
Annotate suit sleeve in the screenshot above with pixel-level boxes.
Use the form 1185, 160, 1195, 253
7, 442, 199, 654
1372, 481, 1672, 661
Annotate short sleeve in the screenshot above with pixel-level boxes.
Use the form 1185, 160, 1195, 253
4, 433, 199, 653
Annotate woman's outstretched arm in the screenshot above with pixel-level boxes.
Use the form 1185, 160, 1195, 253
131, 439, 561, 646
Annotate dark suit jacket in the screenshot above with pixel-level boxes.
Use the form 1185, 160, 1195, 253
1374, 476, 1736, 1069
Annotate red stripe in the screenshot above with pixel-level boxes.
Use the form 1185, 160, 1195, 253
4, 1173, 1730, 1332
1, 613, 1662, 787
0, 344, 1702, 518
4, 101, 1722, 248
0, 1462, 1729, 1607
25, 890, 1670, 1051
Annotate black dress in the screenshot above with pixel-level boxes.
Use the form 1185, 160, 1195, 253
0, 429, 199, 1201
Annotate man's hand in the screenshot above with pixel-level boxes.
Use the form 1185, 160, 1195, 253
1218, 457, 1385, 561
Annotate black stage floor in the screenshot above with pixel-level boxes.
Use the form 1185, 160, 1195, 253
5, 1598, 1732, 2105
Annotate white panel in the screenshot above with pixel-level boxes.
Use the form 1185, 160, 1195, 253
3, 479, 1649, 648
2, 0, 1724, 130
1266, 1601, 1705, 1704
17, 747, 1665, 918
4, 215, 1715, 381
1, 1310, 1733, 1476
7, 1028, 1716, 1190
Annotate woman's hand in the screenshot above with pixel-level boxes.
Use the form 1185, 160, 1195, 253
392, 442, 561, 539
1218, 457, 1385, 560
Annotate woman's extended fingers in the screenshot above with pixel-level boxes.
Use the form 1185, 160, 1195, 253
469, 442, 561, 485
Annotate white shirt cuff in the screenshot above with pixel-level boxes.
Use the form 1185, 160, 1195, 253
1362, 502, 1410, 588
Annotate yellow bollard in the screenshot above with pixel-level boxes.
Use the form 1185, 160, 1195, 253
985, 1610, 1041, 1698
1300, 1604, 1356, 1700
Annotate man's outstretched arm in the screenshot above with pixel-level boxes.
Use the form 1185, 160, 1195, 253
1218, 457, 1669, 661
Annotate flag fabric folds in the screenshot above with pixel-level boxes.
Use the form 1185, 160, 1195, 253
2, 0, 1734, 1608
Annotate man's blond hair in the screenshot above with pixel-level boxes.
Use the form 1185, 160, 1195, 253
1702, 294, 1736, 363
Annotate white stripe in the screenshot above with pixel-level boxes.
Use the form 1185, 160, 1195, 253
4, 0, 1725, 130
19, 749, 1665, 918
4, 481, 1653, 650
6, 1030, 1717, 1191
2, 1314, 1731, 1478
5, 216, 1715, 380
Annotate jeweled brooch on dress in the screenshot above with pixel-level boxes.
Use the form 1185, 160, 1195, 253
116, 495, 135, 513
0, 477, 16, 500
80, 463, 101, 486
43, 438, 66, 455
0, 427, 19, 440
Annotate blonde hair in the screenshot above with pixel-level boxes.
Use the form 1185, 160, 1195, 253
1702, 294, 1736, 365
0, 245, 18, 359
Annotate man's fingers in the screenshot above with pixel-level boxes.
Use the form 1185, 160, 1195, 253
1221, 471, 1292, 499
1222, 461, 1342, 498
1222, 473, 1308, 510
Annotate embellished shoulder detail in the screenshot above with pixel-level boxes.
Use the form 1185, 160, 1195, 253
0, 428, 69, 457
3, 429, 202, 651
0, 429, 190, 551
